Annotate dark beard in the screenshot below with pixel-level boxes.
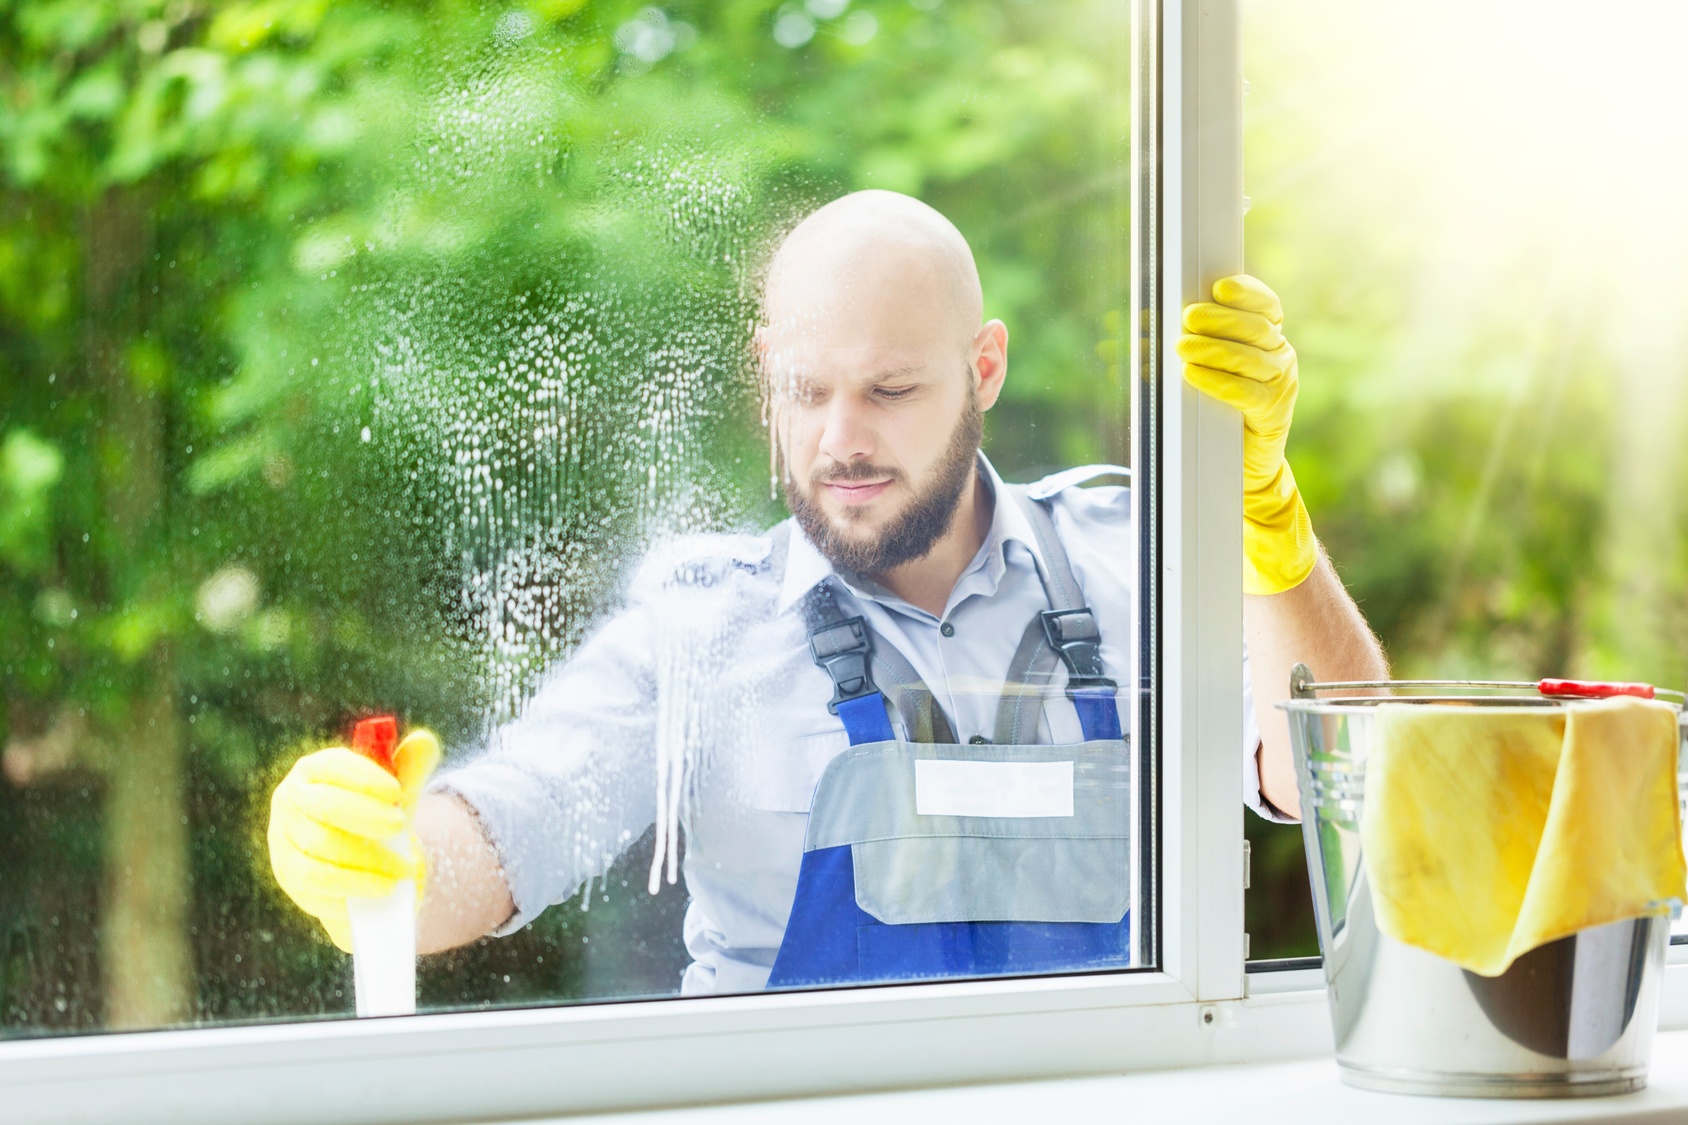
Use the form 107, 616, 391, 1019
787, 396, 984, 579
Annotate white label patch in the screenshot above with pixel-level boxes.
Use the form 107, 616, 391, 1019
914, 759, 1075, 818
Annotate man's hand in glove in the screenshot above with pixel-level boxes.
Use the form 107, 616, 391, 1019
1176, 274, 1316, 595
267, 730, 440, 951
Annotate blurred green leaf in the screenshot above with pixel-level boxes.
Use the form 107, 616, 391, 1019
0, 428, 64, 574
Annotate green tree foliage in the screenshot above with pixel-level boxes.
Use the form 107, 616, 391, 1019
1239, 3, 1688, 958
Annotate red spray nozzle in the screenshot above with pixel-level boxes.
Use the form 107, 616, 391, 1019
1537, 678, 1657, 700
351, 715, 400, 774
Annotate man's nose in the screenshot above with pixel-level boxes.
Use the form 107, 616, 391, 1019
815, 395, 874, 464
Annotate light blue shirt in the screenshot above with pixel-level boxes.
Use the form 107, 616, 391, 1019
434, 455, 1266, 995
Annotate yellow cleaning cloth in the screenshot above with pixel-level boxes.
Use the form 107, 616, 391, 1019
1361, 698, 1685, 977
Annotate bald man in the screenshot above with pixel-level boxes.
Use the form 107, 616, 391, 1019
267, 190, 1386, 995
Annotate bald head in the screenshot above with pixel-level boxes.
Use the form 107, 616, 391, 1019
759, 192, 1010, 582
763, 190, 984, 354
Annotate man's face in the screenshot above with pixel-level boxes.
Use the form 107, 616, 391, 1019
763, 274, 993, 576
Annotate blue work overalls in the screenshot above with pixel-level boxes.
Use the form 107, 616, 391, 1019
766, 485, 1133, 989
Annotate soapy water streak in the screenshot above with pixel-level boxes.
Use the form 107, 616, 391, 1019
641, 542, 784, 896
368, 273, 758, 899
651, 581, 714, 895
351, 41, 799, 903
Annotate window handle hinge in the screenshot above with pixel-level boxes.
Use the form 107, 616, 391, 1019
1242, 839, 1251, 890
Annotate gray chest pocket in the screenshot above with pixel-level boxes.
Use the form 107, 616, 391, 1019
805, 740, 1132, 925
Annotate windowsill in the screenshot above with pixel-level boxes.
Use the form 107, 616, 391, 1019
532, 1028, 1688, 1125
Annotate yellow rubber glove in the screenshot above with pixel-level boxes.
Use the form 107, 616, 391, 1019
267, 729, 440, 951
1175, 275, 1317, 594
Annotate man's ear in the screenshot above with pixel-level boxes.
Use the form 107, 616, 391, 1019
753, 324, 772, 396
971, 319, 1009, 411
753, 324, 787, 473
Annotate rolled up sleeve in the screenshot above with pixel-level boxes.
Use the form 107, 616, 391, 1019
431, 602, 660, 935
1241, 640, 1296, 823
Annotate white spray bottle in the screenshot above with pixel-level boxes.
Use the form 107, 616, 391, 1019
346, 715, 417, 1017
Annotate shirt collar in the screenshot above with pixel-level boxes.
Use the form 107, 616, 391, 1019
776, 452, 1050, 616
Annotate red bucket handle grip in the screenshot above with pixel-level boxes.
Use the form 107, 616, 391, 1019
351, 714, 400, 774
1537, 678, 1656, 700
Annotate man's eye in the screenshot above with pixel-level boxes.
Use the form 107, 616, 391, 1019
875, 386, 915, 400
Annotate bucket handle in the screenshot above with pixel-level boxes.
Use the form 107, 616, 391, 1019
1288, 663, 1686, 703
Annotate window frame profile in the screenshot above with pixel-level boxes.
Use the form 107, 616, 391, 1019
0, 3, 1375, 1120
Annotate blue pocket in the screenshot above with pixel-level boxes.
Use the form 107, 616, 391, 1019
853, 914, 1132, 981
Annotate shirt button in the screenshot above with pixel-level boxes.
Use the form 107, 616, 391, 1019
969, 734, 989, 745
940, 622, 955, 638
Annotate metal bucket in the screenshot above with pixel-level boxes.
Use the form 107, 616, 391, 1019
1278, 667, 1688, 1097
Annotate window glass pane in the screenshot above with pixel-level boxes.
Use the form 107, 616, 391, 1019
1, 0, 1140, 1034
1243, 0, 1688, 959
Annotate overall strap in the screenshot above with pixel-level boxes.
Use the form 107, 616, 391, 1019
993, 486, 1123, 743
799, 577, 958, 746
993, 617, 1061, 745
770, 525, 886, 744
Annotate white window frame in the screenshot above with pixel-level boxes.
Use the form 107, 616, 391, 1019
9, 3, 1293, 1120
17, 3, 1687, 1121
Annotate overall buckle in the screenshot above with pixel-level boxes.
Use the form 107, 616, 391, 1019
1041, 608, 1117, 700
809, 616, 877, 715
